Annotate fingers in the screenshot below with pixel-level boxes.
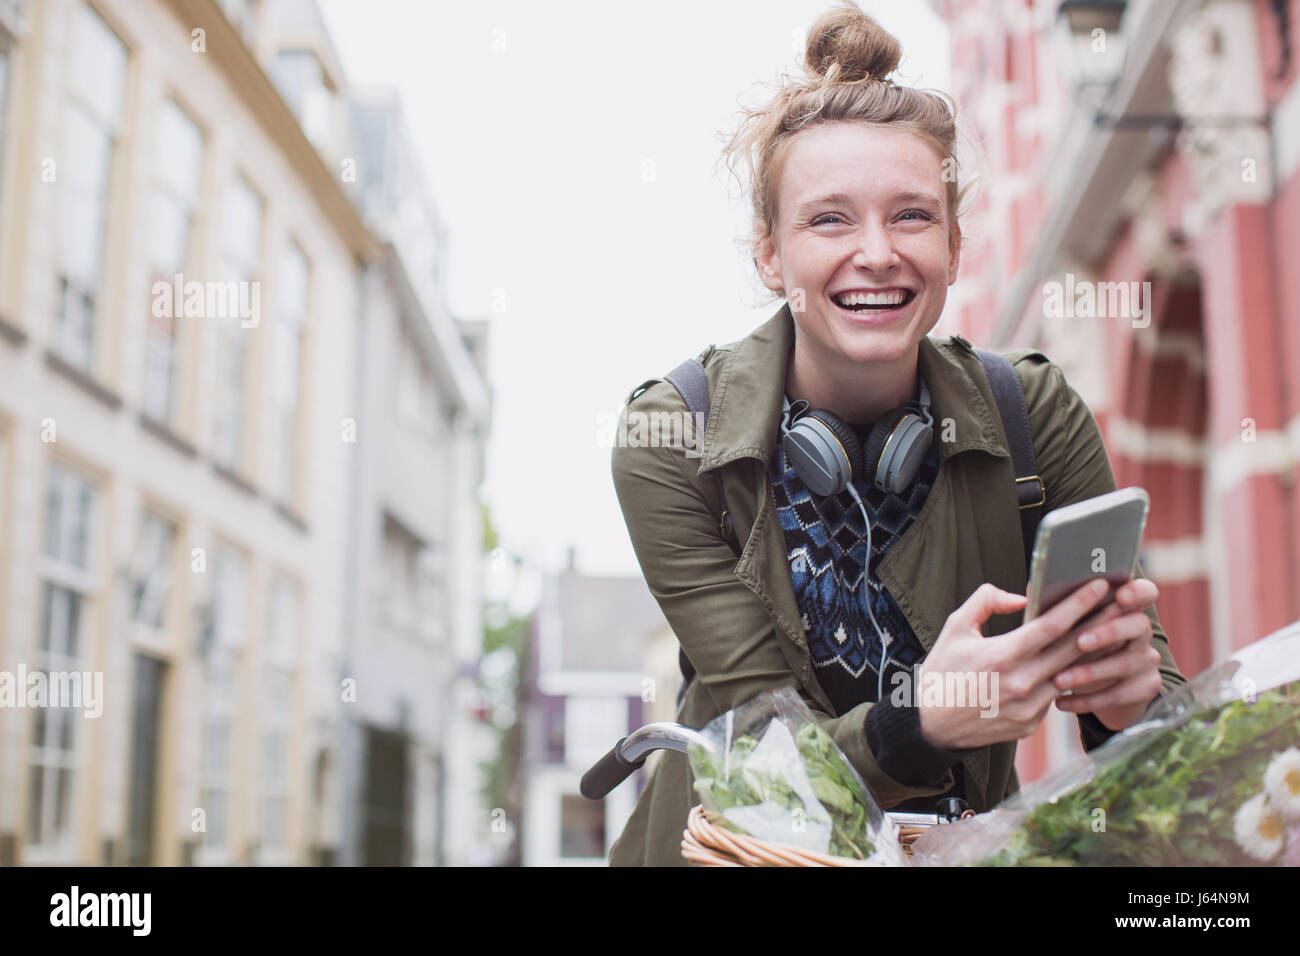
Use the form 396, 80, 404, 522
1072, 642, 1126, 668
1058, 673, 1121, 697
1112, 577, 1159, 611
1055, 630, 1157, 693
1018, 674, 1069, 733
1016, 579, 1111, 655
1076, 600, 1154, 653
1055, 660, 1163, 714
1024, 601, 1127, 688
951, 583, 1028, 632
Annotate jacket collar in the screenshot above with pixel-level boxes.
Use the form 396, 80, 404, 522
695, 302, 1011, 475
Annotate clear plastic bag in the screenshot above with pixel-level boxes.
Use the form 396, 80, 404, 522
687, 685, 906, 865
910, 620, 1300, 866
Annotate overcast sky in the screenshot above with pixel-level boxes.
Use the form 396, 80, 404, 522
318, 0, 952, 577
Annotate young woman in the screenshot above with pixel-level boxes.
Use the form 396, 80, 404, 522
608, 1, 1186, 866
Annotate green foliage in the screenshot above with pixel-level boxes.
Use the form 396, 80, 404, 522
476, 502, 528, 860
481, 501, 499, 553
980, 683, 1300, 866
690, 721, 877, 859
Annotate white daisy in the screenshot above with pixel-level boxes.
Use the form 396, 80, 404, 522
1264, 748, 1300, 820
1233, 792, 1285, 862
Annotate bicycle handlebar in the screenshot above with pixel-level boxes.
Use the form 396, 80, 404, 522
579, 722, 713, 799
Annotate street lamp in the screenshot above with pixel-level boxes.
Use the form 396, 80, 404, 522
1056, 0, 1128, 102
1058, 0, 1126, 35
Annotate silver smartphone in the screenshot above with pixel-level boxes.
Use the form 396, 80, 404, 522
1023, 487, 1151, 622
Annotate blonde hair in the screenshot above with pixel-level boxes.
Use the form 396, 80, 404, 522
719, 1, 979, 294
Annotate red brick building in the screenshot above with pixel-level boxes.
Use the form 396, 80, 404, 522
933, 0, 1300, 776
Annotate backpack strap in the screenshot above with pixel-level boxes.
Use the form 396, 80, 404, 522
972, 349, 1046, 571
660, 355, 741, 556
630, 349, 742, 706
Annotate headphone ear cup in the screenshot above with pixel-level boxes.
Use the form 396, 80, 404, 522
861, 407, 912, 490
802, 410, 863, 484
782, 408, 863, 497
864, 408, 935, 494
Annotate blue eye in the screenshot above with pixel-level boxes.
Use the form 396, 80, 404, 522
811, 214, 843, 226
899, 210, 932, 221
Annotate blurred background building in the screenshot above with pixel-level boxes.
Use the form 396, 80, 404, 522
340, 85, 491, 866
519, 548, 669, 866
0, 0, 490, 865
933, 0, 1300, 777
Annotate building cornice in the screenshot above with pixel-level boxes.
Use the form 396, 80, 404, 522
380, 241, 491, 427
160, 0, 377, 263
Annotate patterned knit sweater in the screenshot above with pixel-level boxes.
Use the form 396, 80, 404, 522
769, 414, 971, 810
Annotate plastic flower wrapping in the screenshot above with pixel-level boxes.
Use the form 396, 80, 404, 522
910, 620, 1300, 866
686, 685, 906, 865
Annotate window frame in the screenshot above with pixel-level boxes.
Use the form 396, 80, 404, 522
142, 97, 204, 426
210, 173, 263, 472
195, 543, 247, 865
258, 574, 298, 863
267, 241, 308, 503
52, 3, 129, 375
26, 462, 98, 860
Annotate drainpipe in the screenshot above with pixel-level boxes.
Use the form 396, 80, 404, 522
337, 256, 374, 865
1266, 119, 1299, 625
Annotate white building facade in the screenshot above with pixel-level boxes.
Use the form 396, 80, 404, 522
0, 0, 490, 866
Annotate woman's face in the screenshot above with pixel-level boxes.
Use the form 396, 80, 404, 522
755, 122, 960, 370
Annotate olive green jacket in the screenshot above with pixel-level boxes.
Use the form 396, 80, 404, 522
608, 302, 1186, 867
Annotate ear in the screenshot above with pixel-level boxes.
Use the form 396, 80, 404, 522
947, 222, 962, 286
754, 224, 784, 294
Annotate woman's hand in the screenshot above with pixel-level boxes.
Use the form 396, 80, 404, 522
916, 580, 1117, 751
1051, 578, 1164, 731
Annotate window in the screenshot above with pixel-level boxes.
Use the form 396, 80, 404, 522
29, 464, 96, 852
54, 5, 127, 372
217, 0, 259, 50
382, 518, 414, 634
129, 511, 175, 629
559, 794, 605, 859
416, 544, 444, 647
199, 546, 245, 858
218, 0, 250, 33
564, 697, 627, 770
0, 42, 11, 226
143, 100, 202, 424
273, 50, 331, 150
261, 577, 297, 857
394, 325, 436, 438
211, 177, 261, 470
267, 243, 306, 502
381, 517, 429, 641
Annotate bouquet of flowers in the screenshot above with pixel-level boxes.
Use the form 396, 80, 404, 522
911, 621, 1300, 866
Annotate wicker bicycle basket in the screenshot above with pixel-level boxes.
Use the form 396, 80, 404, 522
680, 804, 934, 867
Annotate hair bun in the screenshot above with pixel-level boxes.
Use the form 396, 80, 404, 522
805, 2, 902, 84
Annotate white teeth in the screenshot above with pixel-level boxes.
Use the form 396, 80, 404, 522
834, 290, 908, 307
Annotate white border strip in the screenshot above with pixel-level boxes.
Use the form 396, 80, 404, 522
1107, 416, 1207, 465
1275, 67, 1300, 187
1140, 536, 1208, 583
1106, 413, 1300, 491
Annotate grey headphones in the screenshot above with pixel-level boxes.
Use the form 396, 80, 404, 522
779, 377, 935, 497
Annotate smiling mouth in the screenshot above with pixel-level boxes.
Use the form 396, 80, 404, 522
830, 289, 917, 315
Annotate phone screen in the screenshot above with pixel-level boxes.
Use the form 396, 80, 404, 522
1025, 489, 1149, 622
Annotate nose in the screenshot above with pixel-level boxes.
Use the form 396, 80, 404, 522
853, 219, 899, 272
